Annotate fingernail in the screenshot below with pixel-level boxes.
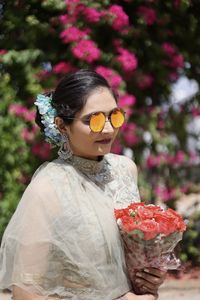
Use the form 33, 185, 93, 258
144, 268, 149, 272
136, 272, 142, 277
135, 279, 141, 283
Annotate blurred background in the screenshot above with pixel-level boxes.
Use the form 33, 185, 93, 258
0, 0, 200, 290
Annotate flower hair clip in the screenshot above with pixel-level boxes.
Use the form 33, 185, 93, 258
34, 93, 62, 146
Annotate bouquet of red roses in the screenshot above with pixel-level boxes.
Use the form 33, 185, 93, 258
115, 202, 186, 279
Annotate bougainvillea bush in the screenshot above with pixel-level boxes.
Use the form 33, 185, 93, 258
0, 0, 200, 262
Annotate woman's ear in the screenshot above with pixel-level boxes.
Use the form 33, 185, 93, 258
55, 117, 69, 135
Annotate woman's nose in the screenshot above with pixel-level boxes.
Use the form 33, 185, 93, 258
101, 119, 115, 133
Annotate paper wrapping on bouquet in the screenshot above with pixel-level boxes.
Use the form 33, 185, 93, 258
121, 230, 183, 276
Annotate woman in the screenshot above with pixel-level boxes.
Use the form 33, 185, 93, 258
0, 70, 165, 299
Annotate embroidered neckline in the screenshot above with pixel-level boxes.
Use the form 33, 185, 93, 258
65, 155, 113, 185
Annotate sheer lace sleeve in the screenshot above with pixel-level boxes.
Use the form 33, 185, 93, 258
0, 173, 61, 296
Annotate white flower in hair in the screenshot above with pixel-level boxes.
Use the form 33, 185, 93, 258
34, 93, 62, 146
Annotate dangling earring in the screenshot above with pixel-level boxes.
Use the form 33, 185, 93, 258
58, 134, 73, 160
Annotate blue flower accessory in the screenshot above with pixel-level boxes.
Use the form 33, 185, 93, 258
34, 93, 62, 146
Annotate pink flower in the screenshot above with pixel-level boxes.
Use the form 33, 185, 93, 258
189, 151, 197, 163
119, 94, 136, 117
122, 123, 139, 146
9, 103, 28, 116
108, 5, 129, 31
82, 7, 102, 23
175, 150, 185, 164
117, 47, 138, 72
138, 6, 157, 25
9, 103, 36, 122
65, 0, 81, 9
111, 139, 123, 154
32, 142, 51, 160
65, 0, 80, 4
53, 62, 74, 74
180, 185, 190, 194
169, 72, 179, 81
20, 128, 35, 142
137, 73, 154, 89
191, 107, 200, 117
119, 94, 136, 107
157, 119, 165, 129
146, 155, 163, 168
59, 15, 68, 25
112, 39, 123, 48
95, 66, 123, 89
165, 154, 175, 165
162, 42, 176, 56
23, 111, 36, 122
154, 186, 176, 202
170, 54, 184, 68
72, 40, 100, 63
0, 49, 7, 55
60, 26, 87, 44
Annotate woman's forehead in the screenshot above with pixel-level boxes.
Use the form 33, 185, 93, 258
78, 87, 117, 116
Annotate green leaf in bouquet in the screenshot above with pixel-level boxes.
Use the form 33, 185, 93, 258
128, 229, 144, 240
130, 211, 136, 218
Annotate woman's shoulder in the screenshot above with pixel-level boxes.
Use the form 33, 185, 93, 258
25, 159, 70, 198
18, 160, 70, 213
32, 159, 65, 179
106, 153, 138, 182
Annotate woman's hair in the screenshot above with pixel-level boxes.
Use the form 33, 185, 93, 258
35, 69, 118, 132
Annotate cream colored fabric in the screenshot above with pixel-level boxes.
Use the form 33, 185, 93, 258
0, 153, 140, 300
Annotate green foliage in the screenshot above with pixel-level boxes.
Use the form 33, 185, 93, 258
180, 211, 200, 265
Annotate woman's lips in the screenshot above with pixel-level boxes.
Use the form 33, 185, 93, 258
95, 139, 112, 144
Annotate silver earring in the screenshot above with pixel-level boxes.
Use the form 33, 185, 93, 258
58, 134, 73, 160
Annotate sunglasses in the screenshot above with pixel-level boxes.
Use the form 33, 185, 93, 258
62, 108, 125, 133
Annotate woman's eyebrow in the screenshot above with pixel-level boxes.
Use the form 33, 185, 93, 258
81, 108, 118, 119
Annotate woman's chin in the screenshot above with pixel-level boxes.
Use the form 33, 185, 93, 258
96, 144, 112, 155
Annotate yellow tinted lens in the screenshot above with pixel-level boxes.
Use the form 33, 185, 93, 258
90, 112, 106, 132
111, 109, 125, 128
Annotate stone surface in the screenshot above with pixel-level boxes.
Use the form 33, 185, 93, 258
158, 278, 200, 300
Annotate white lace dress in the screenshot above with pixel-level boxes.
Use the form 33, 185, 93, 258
0, 153, 140, 300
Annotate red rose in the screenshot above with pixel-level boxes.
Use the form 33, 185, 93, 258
128, 202, 145, 210
154, 213, 176, 235
114, 208, 129, 219
165, 208, 186, 232
136, 206, 154, 220
121, 215, 138, 232
137, 219, 159, 240
146, 204, 162, 213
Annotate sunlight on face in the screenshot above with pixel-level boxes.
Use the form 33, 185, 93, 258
66, 87, 119, 160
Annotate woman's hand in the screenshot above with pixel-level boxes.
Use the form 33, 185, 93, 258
132, 267, 166, 297
121, 291, 156, 300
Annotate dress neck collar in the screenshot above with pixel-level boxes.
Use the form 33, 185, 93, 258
67, 155, 105, 175
65, 154, 113, 185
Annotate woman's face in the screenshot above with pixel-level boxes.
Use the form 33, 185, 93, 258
65, 87, 119, 160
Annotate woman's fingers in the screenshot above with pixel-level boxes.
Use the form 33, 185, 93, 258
132, 268, 167, 297
135, 270, 165, 285
135, 277, 159, 291
143, 268, 167, 279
